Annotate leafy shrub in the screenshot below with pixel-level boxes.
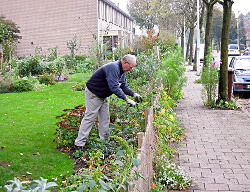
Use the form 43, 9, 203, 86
71, 82, 86, 91
62, 136, 140, 192
37, 73, 56, 85
4, 177, 58, 192
75, 55, 87, 61
201, 48, 219, 106
153, 91, 192, 190
12, 78, 34, 92
17, 56, 44, 77
158, 47, 186, 100
54, 105, 86, 147
0, 78, 13, 93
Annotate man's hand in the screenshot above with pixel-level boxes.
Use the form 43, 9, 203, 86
126, 98, 137, 107
134, 93, 142, 103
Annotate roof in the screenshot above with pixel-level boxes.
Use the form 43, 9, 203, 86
101, 0, 133, 21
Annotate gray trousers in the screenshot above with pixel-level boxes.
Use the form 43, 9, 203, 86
74, 87, 110, 147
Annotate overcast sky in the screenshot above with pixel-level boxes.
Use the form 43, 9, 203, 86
111, 0, 250, 16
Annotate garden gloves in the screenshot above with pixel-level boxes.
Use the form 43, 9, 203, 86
134, 93, 142, 103
126, 98, 137, 107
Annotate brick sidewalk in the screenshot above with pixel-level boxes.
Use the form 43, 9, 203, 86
174, 66, 250, 192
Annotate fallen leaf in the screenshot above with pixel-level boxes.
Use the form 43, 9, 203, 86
33, 152, 40, 155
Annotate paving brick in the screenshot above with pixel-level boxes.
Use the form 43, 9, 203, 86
174, 66, 250, 191
204, 183, 229, 190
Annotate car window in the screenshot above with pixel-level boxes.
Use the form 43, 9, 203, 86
229, 45, 239, 49
235, 59, 250, 69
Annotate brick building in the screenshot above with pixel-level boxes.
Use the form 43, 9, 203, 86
0, 0, 134, 56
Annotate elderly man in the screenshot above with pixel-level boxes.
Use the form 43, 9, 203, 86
74, 54, 141, 150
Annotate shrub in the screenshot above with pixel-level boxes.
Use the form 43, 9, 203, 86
54, 105, 86, 147
75, 55, 87, 61
158, 47, 186, 100
201, 47, 219, 106
72, 82, 86, 91
12, 78, 34, 92
37, 73, 56, 85
17, 56, 44, 77
0, 78, 13, 93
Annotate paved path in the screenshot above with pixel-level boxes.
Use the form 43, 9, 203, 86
174, 66, 250, 192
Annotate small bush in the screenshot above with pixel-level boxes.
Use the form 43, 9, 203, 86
75, 55, 87, 61
37, 73, 56, 85
72, 82, 85, 91
17, 56, 44, 77
0, 78, 13, 93
54, 105, 86, 147
12, 79, 34, 92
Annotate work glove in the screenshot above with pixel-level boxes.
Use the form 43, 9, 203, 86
134, 93, 142, 103
126, 98, 137, 107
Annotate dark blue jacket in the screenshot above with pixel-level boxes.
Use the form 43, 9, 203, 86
86, 60, 134, 100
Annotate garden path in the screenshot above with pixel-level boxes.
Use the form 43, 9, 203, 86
173, 65, 250, 192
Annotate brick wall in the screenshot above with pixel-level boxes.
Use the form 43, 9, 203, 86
0, 0, 98, 56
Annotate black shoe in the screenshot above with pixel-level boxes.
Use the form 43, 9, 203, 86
74, 145, 86, 152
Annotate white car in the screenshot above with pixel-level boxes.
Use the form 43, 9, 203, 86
228, 44, 240, 56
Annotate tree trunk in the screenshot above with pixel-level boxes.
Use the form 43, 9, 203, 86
218, 0, 233, 101
186, 30, 191, 62
188, 27, 195, 66
181, 26, 185, 56
203, 3, 214, 67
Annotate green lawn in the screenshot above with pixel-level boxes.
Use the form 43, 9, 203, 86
0, 73, 90, 190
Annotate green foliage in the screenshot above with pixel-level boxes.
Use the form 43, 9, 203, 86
4, 177, 58, 192
153, 156, 192, 191
71, 82, 86, 91
12, 78, 34, 92
17, 56, 43, 77
154, 91, 184, 158
153, 91, 192, 190
201, 48, 219, 106
62, 137, 140, 192
55, 105, 86, 147
158, 47, 186, 100
0, 15, 20, 43
37, 73, 56, 85
211, 100, 238, 110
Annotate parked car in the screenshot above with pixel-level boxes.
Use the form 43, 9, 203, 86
229, 56, 250, 94
243, 47, 250, 56
228, 44, 240, 56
